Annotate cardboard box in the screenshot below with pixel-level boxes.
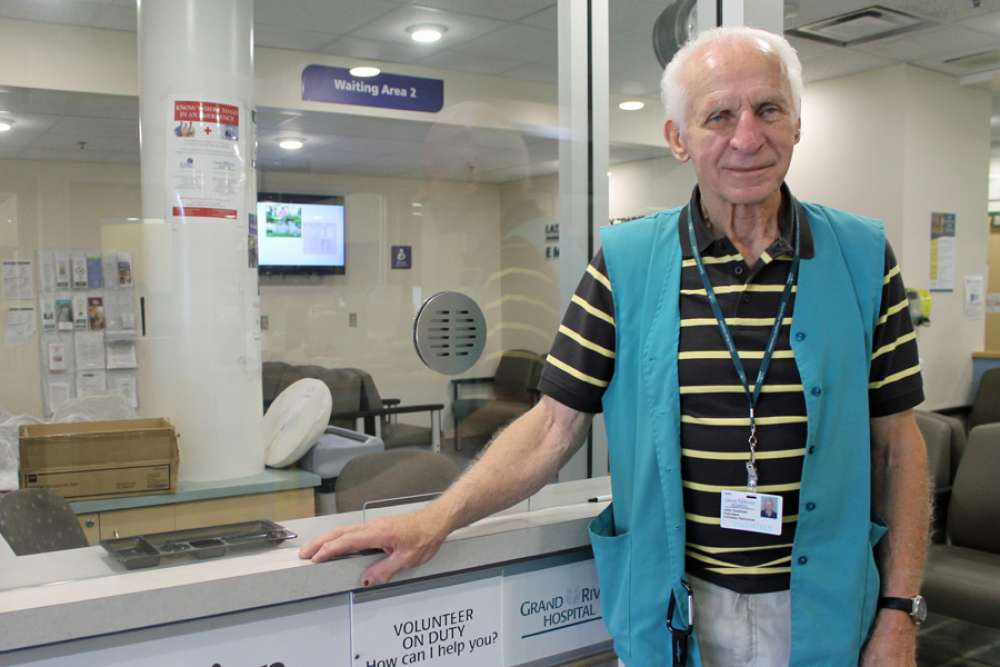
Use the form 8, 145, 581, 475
19, 418, 179, 500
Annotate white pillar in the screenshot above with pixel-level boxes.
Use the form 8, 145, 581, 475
138, 0, 262, 481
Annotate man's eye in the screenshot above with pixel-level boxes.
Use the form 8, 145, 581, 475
707, 111, 729, 123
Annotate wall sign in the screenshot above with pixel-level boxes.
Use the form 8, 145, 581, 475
351, 576, 502, 667
929, 212, 956, 292
503, 559, 609, 665
391, 245, 412, 270
302, 65, 444, 113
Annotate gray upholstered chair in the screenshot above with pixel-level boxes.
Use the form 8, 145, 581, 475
334, 449, 461, 513
0, 489, 89, 555
450, 349, 543, 451
262, 362, 365, 430
936, 368, 1000, 434
922, 424, 1000, 629
353, 370, 443, 450
915, 410, 961, 544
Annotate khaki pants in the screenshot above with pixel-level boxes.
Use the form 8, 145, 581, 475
619, 575, 791, 667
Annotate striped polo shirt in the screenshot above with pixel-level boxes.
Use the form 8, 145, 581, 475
538, 185, 924, 594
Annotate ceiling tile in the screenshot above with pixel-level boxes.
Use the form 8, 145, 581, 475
297, 0, 400, 32
800, 49, 895, 83
520, 5, 555, 30
253, 0, 316, 32
880, 0, 1000, 22
416, 0, 554, 22
501, 60, 557, 85
449, 24, 554, 64
37, 117, 138, 151
320, 36, 435, 63
786, 34, 844, 62
19, 146, 111, 163
610, 39, 666, 98
956, 9, 1000, 36
851, 25, 1000, 62
609, 1, 670, 40
255, 24, 339, 52
350, 5, 505, 47
0, 113, 59, 146
417, 49, 529, 76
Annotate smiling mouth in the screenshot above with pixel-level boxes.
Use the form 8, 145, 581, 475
725, 165, 773, 173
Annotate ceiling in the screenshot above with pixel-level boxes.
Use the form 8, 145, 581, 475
0, 0, 999, 179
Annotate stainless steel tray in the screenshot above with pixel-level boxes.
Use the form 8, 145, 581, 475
100, 520, 297, 570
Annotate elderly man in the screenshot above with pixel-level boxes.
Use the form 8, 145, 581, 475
302, 27, 929, 666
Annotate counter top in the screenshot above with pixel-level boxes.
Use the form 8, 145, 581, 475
972, 351, 1000, 360
69, 468, 321, 514
0, 477, 610, 653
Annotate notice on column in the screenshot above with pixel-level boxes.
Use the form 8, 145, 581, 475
167, 99, 245, 223
351, 576, 502, 667
929, 212, 956, 292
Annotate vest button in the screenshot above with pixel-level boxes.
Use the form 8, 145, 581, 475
798, 556, 808, 565
794, 331, 806, 341
810, 386, 822, 397
806, 502, 816, 511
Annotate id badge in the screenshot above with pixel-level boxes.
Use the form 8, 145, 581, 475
720, 490, 783, 535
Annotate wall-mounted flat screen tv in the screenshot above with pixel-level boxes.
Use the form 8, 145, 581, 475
257, 192, 345, 275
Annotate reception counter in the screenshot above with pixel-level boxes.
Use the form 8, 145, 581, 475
0, 477, 613, 666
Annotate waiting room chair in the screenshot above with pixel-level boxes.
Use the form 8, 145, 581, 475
915, 411, 953, 543
936, 368, 1000, 433
334, 449, 461, 513
350, 370, 444, 451
0, 489, 89, 555
450, 349, 543, 451
921, 424, 1000, 629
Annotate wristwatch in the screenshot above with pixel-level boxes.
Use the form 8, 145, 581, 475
877, 595, 928, 625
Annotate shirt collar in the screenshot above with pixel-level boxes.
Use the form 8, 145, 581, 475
679, 183, 815, 259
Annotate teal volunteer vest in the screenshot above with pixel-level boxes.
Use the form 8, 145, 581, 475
589, 202, 888, 666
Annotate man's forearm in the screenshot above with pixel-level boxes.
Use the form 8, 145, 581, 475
424, 397, 591, 537
870, 411, 930, 597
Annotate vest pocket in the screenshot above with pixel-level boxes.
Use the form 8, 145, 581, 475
588, 504, 632, 655
860, 517, 889, 643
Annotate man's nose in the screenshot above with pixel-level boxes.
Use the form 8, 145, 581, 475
729, 111, 765, 153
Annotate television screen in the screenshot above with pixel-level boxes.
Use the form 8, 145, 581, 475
257, 193, 345, 274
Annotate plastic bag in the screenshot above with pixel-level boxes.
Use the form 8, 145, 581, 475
0, 414, 44, 492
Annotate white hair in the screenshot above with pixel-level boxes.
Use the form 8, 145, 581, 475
660, 27, 803, 135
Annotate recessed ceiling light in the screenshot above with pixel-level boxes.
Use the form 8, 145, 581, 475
408, 24, 446, 44
618, 101, 645, 111
349, 66, 381, 78
279, 138, 304, 151
0, 120, 12, 133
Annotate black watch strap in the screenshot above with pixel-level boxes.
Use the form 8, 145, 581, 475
877, 597, 914, 614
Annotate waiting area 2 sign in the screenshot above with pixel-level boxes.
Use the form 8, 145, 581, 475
302, 65, 444, 113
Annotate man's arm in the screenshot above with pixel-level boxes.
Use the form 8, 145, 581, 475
299, 395, 592, 586
861, 409, 930, 666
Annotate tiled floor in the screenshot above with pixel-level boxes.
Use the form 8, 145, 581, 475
918, 613, 1000, 667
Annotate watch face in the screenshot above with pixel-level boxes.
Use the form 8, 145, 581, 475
914, 595, 928, 623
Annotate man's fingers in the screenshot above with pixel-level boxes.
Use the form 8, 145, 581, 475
299, 524, 366, 559
361, 550, 408, 587
311, 527, 385, 563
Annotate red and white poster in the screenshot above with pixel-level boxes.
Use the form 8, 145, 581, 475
167, 99, 245, 223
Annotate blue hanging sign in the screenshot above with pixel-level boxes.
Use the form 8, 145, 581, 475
302, 65, 444, 113
391, 245, 412, 270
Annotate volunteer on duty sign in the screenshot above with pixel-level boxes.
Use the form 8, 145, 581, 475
302, 65, 444, 113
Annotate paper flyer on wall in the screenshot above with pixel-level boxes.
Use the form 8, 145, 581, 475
76, 370, 108, 397
74, 330, 106, 370
106, 338, 137, 369
167, 98, 245, 223
46, 380, 72, 414
929, 212, 956, 292
71, 253, 89, 289
88, 296, 105, 330
102, 252, 119, 290
47, 340, 68, 372
4, 306, 35, 344
40, 297, 56, 332
37, 251, 55, 293
1, 259, 34, 299
54, 253, 71, 289
964, 275, 985, 320
55, 295, 73, 331
86, 254, 104, 288
72, 294, 89, 330
117, 252, 133, 287
109, 371, 139, 408
105, 289, 136, 333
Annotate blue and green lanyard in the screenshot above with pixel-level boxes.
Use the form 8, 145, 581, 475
685, 204, 801, 490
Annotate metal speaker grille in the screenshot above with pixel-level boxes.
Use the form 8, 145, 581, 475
413, 291, 487, 375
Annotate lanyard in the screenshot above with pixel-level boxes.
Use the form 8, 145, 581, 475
685, 204, 801, 489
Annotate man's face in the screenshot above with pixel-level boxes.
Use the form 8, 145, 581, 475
665, 41, 800, 208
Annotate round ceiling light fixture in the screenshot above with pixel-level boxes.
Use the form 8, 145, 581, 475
618, 100, 645, 111
0, 119, 13, 133
349, 65, 381, 78
279, 138, 304, 151
408, 24, 446, 43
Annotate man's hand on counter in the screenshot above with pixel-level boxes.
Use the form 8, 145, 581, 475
299, 506, 451, 586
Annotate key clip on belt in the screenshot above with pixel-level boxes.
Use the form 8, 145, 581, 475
666, 580, 694, 667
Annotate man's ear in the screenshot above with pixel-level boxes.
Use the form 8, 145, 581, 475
794, 117, 801, 145
665, 120, 689, 162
